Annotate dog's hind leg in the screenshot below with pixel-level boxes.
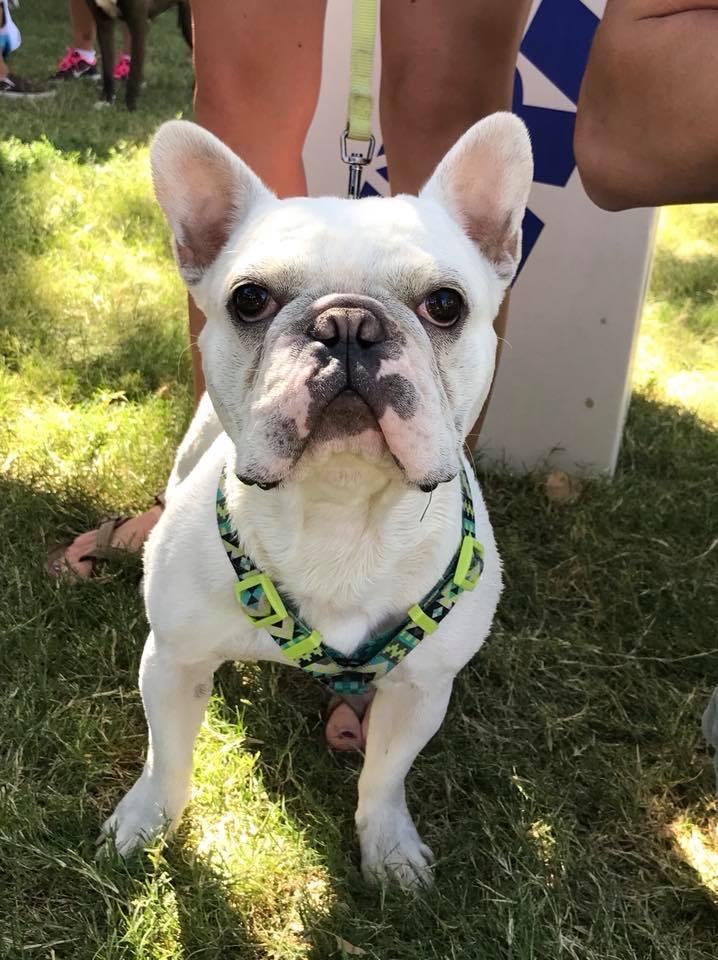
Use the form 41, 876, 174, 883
94, 9, 115, 104
356, 676, 453, 889
98, 631, 220, 856
123, 7, 147, 110
178, 1, 192, 49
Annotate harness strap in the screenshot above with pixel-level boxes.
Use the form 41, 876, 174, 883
216, 468, 484, 694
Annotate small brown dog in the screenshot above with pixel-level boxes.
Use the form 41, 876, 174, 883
85, 0, 191, 111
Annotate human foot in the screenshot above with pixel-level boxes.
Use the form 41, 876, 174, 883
0, 74, 56, 99
47, 503, 163, 580
325, 695, 373, 751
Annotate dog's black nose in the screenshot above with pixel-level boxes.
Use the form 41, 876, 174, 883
308, 305, 387, 349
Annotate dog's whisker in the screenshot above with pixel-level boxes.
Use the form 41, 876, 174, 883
419, 490, 433, 523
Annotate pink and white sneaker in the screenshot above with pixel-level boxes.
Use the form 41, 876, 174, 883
113, 54, 131, 81
50, 48, 98, 81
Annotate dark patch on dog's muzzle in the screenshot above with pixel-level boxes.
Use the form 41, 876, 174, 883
304, 293, 418, 424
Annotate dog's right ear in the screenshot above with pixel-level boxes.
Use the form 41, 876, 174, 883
150, 120, 273, 284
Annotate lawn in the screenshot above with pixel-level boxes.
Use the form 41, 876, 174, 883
1, 5, 718, 959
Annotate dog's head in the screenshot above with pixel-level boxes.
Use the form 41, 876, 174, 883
151, 115, 532, 490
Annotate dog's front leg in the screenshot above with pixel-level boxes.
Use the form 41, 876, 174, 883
99, 631, 219, 856
123, 7, 147, 111
93, 10, 115, 104
356, 676, 453, 890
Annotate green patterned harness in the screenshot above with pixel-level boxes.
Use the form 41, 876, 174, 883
216, 468, 484, 694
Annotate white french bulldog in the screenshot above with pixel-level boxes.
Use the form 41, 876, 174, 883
99, 113, 533, 889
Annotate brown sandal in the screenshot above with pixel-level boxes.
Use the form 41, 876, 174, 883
46, 494, 165, 581
47, 515, 134, 581
325, 691, 374, 752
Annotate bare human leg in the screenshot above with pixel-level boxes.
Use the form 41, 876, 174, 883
70, 0, 95, 50
189, 0, 328, 400
380, 0, 531, 445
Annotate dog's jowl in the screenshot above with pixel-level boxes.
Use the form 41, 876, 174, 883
98, 114, 533, 889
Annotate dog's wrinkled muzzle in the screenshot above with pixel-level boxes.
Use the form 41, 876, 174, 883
305, 292, 416, 422
233, 291, 459, 490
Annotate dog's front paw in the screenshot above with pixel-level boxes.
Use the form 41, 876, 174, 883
97, 775, 185, 858
357, 807, 435, 890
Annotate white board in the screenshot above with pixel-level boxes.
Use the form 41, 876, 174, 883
303, 0, 655, 475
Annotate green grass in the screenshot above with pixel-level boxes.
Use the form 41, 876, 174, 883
1, 5, 718, 958
635, 206, 718, 424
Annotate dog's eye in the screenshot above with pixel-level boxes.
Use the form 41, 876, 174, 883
229, 283, 276, 323
417, 288, 464, 328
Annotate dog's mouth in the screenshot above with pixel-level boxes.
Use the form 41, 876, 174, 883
317, 389, 381, 433
303, 388, 387, 453
235, 387, 393, 490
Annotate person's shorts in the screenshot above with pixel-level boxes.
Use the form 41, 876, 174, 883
0, 1, 22, 58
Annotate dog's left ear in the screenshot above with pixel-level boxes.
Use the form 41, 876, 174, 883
420, 112, 533, 283
150, 120, 273, 284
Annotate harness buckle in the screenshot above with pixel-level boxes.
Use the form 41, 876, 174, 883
340, 127, 376, 199
453, 536, 485, 592
407, 603, 439, 635
235, 572, 287, 628
281, 630, 323, 662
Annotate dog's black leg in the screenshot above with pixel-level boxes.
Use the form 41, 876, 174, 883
94, 10, 116, 105
178, 1, 193, 49
124, 9, 146, 111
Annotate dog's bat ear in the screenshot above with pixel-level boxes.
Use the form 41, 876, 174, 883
419, 112, 533, 284
150, 120, 274, 284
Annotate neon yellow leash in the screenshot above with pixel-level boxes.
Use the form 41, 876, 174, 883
340, 0, 377, 198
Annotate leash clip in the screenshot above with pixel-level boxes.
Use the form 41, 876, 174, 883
340, 127, 375, 199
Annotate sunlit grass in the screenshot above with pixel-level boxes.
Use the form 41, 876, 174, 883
670, 814, 718, 899
0, 136, 191, 513
186, 700, 333, 958
122, 867, 183, 960
634, 205, 718, 423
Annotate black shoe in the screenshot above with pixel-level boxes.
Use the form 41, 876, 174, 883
49, 48, 99, 81
0, 74, 56, 99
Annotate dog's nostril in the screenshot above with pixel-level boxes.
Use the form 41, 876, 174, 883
309, 314, 341, 347
356, 313, 385, 349
309, 307, 387, 349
